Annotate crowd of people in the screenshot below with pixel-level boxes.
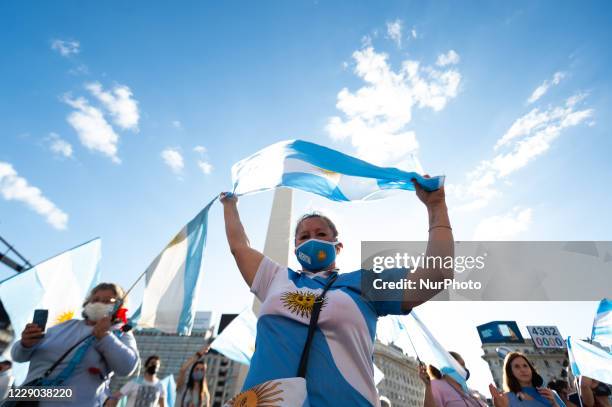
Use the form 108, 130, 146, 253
0, 180, 609, 406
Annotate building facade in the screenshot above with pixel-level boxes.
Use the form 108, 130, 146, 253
373, 341, 425, 407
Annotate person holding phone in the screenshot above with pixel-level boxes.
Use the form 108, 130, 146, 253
11, 282, 139, 406
489, 352, 566, 407
175, 345, 210, 407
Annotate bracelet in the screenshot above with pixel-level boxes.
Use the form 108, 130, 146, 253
428, 225, 452, 232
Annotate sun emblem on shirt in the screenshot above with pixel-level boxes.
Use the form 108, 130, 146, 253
227, 380, 284, 407
280, 290, 326, 318
53, 310, 75, 325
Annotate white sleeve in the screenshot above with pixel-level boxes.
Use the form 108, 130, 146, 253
158, 382, 166, 400
250, 256, 285, 302
120, 380, 138, 396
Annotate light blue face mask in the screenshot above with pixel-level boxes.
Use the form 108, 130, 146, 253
441, 367, 469, 393
295, 239, 338, 271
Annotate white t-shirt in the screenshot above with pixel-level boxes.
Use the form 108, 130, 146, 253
121, 377, 166, 407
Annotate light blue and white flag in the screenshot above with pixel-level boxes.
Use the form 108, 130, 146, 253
210, 308, 257, 366
377, 312, 468, 391
591, 298, 611, 348
137, 199, 215, 335
0, 238, 101, 384
567, 336, 612, 385
232, 140, 444, 201
160, 374, 176, 407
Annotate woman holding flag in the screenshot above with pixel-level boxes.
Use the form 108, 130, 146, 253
219, 174, 454, 407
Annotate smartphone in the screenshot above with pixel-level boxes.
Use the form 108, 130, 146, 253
32, 309, 49, 333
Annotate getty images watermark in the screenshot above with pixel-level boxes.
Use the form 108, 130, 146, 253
360, 241, 612, 302
370, 251, 486, 291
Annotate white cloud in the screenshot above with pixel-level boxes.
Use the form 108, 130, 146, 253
436, 50, 460, 66
473, 207, 532, 240
0, 162, 68, 230
172, 120, 182, 129
51, 39, 80, 56
161, 148, 184, 174
450, 93, 593, 210
326, 46, 461, 167
86, 82, 140, 131
197, 160, 213, 175
47, 133, 73, 158
411, 28, 418, 39
63, 95, 121, 163
527, 71, 566, 104
386, 19, 403, 48
193, 145, 207, 154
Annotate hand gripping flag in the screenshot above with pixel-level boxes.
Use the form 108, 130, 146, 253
232, 139, 444, 201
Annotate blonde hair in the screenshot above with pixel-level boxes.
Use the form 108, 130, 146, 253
82, 282, 127, 307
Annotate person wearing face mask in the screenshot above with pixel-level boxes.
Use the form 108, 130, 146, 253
0, 361, 14, 402
424, 352, 487, 407
10, 282, 139, 406
489, 352, 566, 407
176, 346, 210, 407
106, 355, 166, 407
219, 177, 454, 407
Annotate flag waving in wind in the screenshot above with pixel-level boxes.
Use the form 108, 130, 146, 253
591, 298, 611, 348
377, 312, 468, 391
134, 139, 440, 334
232, 139, 444, 201
567, 336, 612, 385
0, 238, 101, 383
137, 198, 215, 335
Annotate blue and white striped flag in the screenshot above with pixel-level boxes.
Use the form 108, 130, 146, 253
210, 308, 257, 366
137, 198, 214, 335
591, 298, 611, 348
377, 312, 468, 391
567, 336, 612, 385
232, 140, 444, 201
0, 238, 101, 384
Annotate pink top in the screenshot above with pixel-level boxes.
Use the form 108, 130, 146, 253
430, 379, 487, 407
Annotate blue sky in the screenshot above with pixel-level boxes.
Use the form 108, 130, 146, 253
1, 0, 611, 395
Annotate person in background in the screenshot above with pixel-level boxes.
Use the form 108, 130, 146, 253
548, 379, 577, 407
11, 282, 139, 406
426, 352, 487, 407
568, 377, 612, 407
176, 345, 210, 407
489, 352, 565, 407
418, 363, 436, 407
0, 360, 14, 401
106, 355, 166, 407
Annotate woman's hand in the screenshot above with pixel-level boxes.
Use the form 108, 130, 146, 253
20, 323, 44, 348
93, 316, 112, 340
219, 192, 237, 205
537, 387, 558, 407
489, 384, 510, 407
418, 364, 431, 386
412, 175, 446, 210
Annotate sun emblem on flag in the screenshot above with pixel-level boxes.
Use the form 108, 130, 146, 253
281, 290, 326, 318
317, 250, 327, 261
54, 310, 75, 325
227, 380, 284, 407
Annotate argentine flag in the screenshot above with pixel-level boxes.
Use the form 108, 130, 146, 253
377, 312, 468, 391
0, 238, 101, 384
137, 198, 214, 335
232, 140, 444, 201
567, 336, 612, 385
591, 298, 611, 348
210, 308, 257, 366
